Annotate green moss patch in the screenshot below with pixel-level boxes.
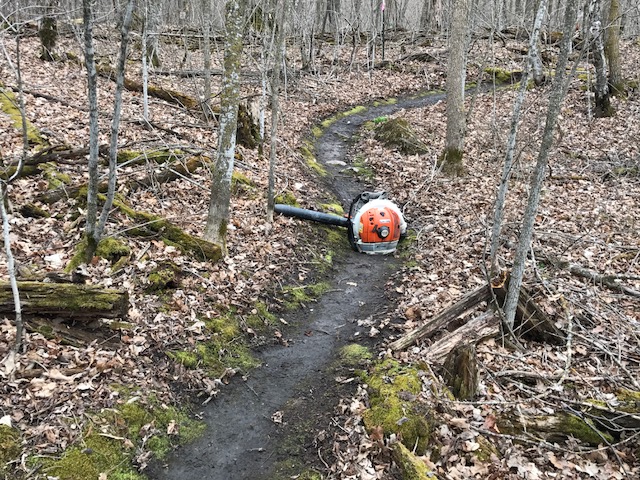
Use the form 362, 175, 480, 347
350, 154, 376, 182
392, 442, 435, 480
320, 202, 344, 215
339, 344, 372, 367
274, 190, 299, 206
0, 425, 21, 475
0, 85, 45, 146
231, 170, 256, 196
300, 142, 327, 176
483, 67, 523, 84
320, 105, 367, 130
362, 360, 432, 455
438, 147, 466, 176
41, 396, 204, 480
168, 309, 264, 377
67, 236, 131, 272
281, 281, 331, 310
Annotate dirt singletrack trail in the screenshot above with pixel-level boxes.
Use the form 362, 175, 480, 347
146, 91, 446, 480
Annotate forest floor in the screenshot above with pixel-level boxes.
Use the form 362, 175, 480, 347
0, 24, 639, 480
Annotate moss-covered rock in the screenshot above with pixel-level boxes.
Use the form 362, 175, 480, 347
374, 117, 429, 155
363, 360, 432, 455
146, 261, 181, 291
274, 190, 299, 206
20, 203, 50, 218
231, 169, 256, 196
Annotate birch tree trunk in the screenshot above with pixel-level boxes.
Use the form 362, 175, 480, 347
439, 0, 471, 176
502, 0, 580, 333
266, 0, 288, 224
489, 0, 548, 276
204, 0, 245, 252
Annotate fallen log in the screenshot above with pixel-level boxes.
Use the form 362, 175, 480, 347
492, 279, 565, 345
112, 199, 221, 262
96, 64, 199, 109
0, 281, 129, 320
426, 311, 499, 364
540, 253, 640, 298
389, 284, 491, 351
497, 410, 613, 446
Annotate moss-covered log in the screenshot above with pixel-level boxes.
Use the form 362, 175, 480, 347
392, 442, 438, 480
113, 199, 221, 262
37, 153, 209, 203
0, 281, 129, 320
96, 64, 199, 109
497, 411, 614, 446
0, 85, 47, 147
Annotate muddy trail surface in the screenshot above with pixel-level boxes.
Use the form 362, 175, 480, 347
146, 91, 446, 480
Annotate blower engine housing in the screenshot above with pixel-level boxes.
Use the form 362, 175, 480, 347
347, 192, 407, 254
274, 191, 407, 255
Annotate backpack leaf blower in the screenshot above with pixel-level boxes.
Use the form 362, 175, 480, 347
275, 191, 407, 255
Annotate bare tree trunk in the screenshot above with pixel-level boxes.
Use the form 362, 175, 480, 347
82, 0, 100, 259
590, 0, 614, 117
439, 0, 470, 176
141, 2, 150, 123
489, 0, 548, 276
266, 0, 288, 223
145, 1, 161, 67
604, 0, 623, 94
83, 0, 134, 260
0, 184, 22, 353
96, 0, 135, 240
503, 0, 580, 332
204, 0, 245, 252
0, 35, 32, 353
202, 0, 213, 117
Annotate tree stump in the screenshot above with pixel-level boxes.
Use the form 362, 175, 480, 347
442, 343, 479, 400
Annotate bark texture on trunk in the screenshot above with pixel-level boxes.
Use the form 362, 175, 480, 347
204, 0, 245, 252
440, 0, 470, 176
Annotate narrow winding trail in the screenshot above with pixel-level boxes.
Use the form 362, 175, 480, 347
146, 91, 446, 480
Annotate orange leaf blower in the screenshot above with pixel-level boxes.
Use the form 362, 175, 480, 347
275, 191, 407, 255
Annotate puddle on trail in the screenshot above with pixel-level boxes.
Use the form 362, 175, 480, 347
146, 92, 446, 480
